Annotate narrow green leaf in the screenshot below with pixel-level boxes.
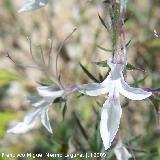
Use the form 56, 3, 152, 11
77, 93, 85, 98
62, 102, 67, 120
126, 135, 142, 144
92, 60, 108, 67
37, 78, 53, 86
73, 112, 88, 141
149, 96, 160, 113
94, 60, 145, 74
54, 97, 66, 103
124, 17, 129, 23
97, 39, 131, 54
95, 109, 102, 151
126, 63, 145, 72
80, 63, 100, 83
130, 75, 148, 87
96, 44, 113, 52
126, 63, 136, 70
103, 0, 110, 3
98, 13, 110, 32
126, 39, 132, 47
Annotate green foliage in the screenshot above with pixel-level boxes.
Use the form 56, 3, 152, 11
96, 44, 113, 53
80, 64, 100, 83
0, 70, 20, 87
130, 76, 148, 87
98, 14, 112, 37
0, 112, 20, 138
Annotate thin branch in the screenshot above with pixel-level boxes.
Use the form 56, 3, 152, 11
6, 52, 39, 68
26, 37, 61, 87
55, 28, 77, 84
48, 38, 53, 68
39, 46, 46, 65
6, 52, 16, 64
27, 36, 37, 64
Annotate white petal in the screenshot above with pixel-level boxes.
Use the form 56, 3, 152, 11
37, 86, 64, 98
107, 58, 124, 80
100, 94, 122, 150
7, 109, 40, 134
40, 106, 53, 133
117, 76, 152, 100
101, 74, 112, 90
18, 0, 48, 13
27, 96, 45, 107
77, 83, 107, 96
114, 141, 132, 160
27, 96, 53, 133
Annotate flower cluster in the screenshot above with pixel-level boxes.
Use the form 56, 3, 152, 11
77, 57, 152, 150
8, 85, 76, 134
7, 56, 152, 151
7, 0, 153, 153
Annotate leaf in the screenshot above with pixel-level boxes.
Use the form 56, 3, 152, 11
125, 39, 132, 47
98, 14, 110, 33
37, 78, 54, 86
126, 63, 136, 70
96, 45, 113, 52
91, 108, 102, 151
54, 97, 66, 103
103, 0, 110, 3
130, 75, 148, 87
73, 112, 88, 141
62, 102, 67, 120
124, 17, 129, 23
79, 63, 100, 83
149, 96, 160, 113
93, 60, 108, 67
97, 40, 131, 54
126, 63, 145, 72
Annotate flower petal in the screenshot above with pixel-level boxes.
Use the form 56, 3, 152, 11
27, 96, 45, 107
107, 58, 124, 80
18, 0, 48, 13
114, 141, 132, 160
117, 77, 152, 100
100, 95, 122, 150
37, 86, 64, 98
77, 83, 107, 96
40, 106, 53, 133
7, 109, 40, 134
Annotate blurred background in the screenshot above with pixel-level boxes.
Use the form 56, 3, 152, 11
0, 0, 159, 159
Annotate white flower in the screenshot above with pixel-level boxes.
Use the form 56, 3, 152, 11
7, 85, 64, 134
18, 0, 48, 13
77, 58, 152, 150
114, 141, 132, 160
